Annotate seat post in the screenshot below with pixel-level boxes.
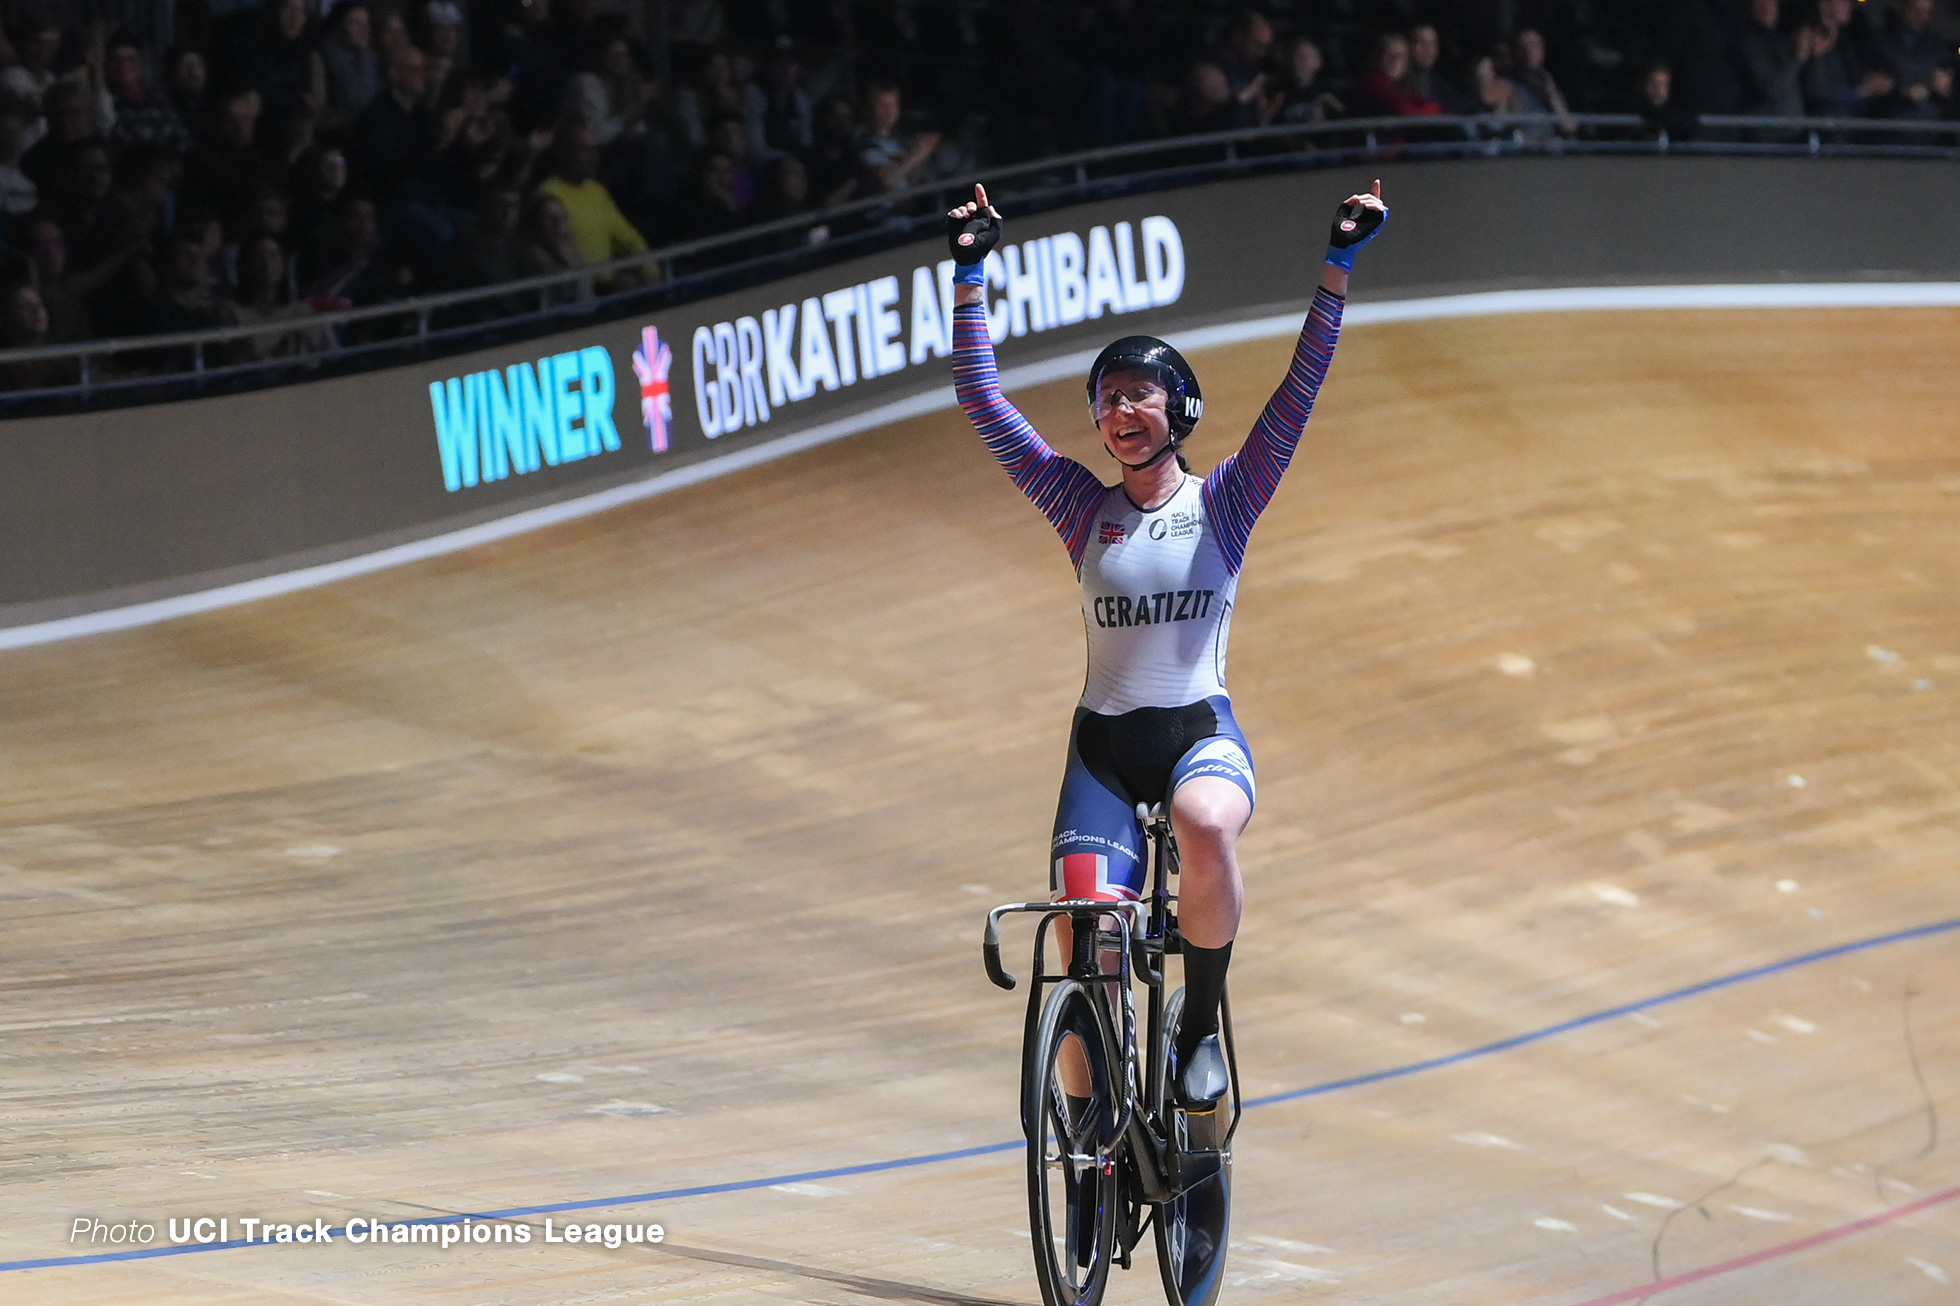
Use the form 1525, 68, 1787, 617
1069, 910, 1100, 977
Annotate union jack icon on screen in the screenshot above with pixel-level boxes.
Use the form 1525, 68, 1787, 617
632, 326, 674, 452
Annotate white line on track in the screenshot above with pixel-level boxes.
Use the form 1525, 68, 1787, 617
7, 281, 1958, 652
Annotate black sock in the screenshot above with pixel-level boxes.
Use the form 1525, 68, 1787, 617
1175, 940, 1232, 1059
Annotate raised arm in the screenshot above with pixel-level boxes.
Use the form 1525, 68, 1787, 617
948, 186, 1106, 569
1204, 182, 1387, 574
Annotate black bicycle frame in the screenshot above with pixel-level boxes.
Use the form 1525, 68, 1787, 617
983, 806, 1244, 1211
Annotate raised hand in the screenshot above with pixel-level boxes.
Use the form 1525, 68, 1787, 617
1325, 179, 1387, 276
1330, 179, 1387, 251
946, 183, 1003, 271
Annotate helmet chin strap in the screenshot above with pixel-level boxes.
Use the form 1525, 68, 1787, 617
1110, 436, 1182, 472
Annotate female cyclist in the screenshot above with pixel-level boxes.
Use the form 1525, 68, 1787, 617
947, 180, 1386, 1104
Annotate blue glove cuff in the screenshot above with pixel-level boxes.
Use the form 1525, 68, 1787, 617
1324, 244, 1357, 273
953, 260, 987, 286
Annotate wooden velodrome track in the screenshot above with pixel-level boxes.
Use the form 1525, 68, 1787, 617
3, 304, 1958, 1305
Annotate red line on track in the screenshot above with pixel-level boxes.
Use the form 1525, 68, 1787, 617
1566, 1184, 1960, 1306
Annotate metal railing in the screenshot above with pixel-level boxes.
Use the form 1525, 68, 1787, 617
1695, 113, 1960, 152
2, 110, 1954, 408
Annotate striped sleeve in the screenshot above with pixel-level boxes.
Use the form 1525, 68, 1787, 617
1202, 287, 1345, 575
952, 303, 1106, 569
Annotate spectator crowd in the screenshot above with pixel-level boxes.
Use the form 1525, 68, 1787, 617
1, 0, 1955, 387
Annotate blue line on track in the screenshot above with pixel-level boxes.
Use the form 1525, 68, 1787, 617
0, 1143, 1023, 1273
8, 915, 1956, 1275
1243, 914, 1960, 1107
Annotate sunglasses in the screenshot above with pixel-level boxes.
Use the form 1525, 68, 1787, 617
1094, 381, 1167, 414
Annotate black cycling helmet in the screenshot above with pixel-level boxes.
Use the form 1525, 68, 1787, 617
1086, 336, 1205, 465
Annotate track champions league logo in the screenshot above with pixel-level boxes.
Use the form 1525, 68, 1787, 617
424, 215, 1182, 491
64, 1213, 665, 1256
690, 215, 1187, 439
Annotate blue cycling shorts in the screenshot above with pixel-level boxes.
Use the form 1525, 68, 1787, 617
1049, 695, 1256, 902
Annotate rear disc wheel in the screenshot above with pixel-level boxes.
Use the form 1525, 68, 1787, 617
1153, 986, 1233, 1306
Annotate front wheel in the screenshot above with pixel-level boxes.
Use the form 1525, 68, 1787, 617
1026, 978, 1122, 1306
1154, 986, 1233, 1306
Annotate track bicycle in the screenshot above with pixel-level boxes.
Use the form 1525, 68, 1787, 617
982, 803, 1242, 1306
